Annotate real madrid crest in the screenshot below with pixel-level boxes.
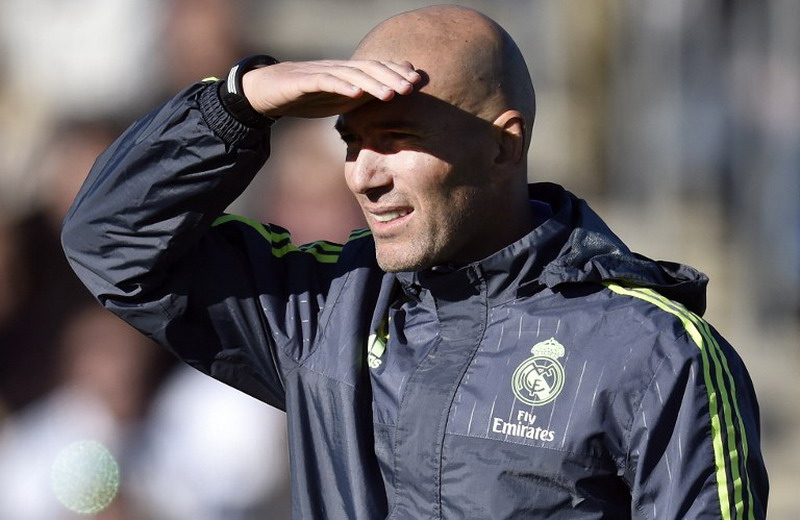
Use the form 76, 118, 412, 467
511, 337, 566, 406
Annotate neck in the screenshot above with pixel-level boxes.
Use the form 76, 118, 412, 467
499, 200, 539, 249
457, 186, 538, 265
502, 179, 539, 241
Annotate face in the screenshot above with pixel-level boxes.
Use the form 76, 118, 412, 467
338, 92, 499, 272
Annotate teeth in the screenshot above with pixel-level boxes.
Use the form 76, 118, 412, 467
373, 210, 409, 223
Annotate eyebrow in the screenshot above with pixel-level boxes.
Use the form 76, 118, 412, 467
334, 118, 423, 136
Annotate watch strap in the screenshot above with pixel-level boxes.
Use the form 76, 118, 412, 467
219, 54, 280, 129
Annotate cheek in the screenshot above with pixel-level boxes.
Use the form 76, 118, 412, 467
394, 152, 453, 197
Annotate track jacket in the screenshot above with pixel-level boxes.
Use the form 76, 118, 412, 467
62, 81, 768, 519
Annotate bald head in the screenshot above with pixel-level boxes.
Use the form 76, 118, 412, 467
341, 7, 539, 270
353, 6, 535, 140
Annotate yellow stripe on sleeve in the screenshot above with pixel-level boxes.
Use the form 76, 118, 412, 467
605, 282, 753, 520
211, 214, 348, 264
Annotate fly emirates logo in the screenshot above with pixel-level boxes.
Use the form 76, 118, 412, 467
491, 410, 556, 443
491, 337, 568, 443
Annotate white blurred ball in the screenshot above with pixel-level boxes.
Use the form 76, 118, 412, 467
50, 440, 120, 514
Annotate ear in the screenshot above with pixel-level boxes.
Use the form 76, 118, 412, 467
492, 110, 526, 167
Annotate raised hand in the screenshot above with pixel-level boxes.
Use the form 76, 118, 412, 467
242, 59, 422, 119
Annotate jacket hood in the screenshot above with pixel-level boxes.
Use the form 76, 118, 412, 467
533, 183, 709, 315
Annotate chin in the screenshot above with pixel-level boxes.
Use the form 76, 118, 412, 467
374, 240, 441, 272
376, 256, 412, 273
375, 250, 423, 273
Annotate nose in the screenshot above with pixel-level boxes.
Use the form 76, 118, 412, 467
346, 147, 392, 197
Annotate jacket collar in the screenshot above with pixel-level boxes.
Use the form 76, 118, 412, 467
394, 182, 709, 314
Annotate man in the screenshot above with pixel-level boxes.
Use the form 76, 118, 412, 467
62, 5, 768, 519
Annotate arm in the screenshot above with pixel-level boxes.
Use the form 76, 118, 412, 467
626, 323, 768, 519
62, 59, 421, 407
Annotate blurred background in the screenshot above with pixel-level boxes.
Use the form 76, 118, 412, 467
0, 0, 796, 518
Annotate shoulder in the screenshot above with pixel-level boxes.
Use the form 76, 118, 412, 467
596, 282, 746, 419
600, 282, 717, 358
571, 282, 728, 404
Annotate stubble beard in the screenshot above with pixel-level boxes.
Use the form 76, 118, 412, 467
371, 191, 483, 272
374, 240, 431, 273
372, 215, 463, 273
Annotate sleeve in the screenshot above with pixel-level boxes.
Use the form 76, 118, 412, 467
625, 319, 769, 519
61, 80, 338, 410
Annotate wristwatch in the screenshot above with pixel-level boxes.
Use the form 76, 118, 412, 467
218, 54, 280, 128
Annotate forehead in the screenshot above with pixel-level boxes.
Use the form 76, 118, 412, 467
337, 93, 431, 131
337, 91, 473, 136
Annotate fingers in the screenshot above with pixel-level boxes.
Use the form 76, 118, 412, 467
314, 60, 421, 101
379, 60, 422, 87
243, 59, 423, 118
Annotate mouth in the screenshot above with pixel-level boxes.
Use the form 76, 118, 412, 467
367, 207, 414, 231
371, 209, 411, 223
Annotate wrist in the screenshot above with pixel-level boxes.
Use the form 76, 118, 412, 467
218, 54, 280, 129
241, 69, 272, 116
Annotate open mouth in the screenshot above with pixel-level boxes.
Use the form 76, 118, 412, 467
372, 209, 411, 223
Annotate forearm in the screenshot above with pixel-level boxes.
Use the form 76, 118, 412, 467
60, 56, 419, 405
61, 80, 270, 303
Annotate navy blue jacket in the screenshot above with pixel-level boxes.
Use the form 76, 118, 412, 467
62, 81, 768, 519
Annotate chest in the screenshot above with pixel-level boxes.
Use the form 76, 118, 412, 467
367, 294, 641, 518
